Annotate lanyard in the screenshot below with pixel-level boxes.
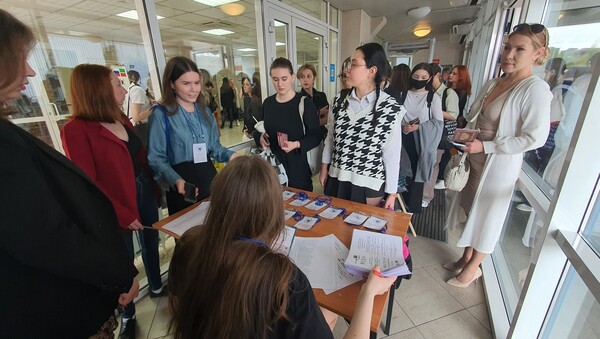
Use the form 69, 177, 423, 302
179, 103, 206, 142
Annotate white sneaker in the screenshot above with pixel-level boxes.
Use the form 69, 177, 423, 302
434, 180, 446, 190
422, 200, 429, 208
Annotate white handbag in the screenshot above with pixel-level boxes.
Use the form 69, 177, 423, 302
298, 96, 323, 176
444, 152, 470, 191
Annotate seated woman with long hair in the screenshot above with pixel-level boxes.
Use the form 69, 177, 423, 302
168, 155, 395, 339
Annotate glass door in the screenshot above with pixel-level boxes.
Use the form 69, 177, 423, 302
263, 2, 328, 96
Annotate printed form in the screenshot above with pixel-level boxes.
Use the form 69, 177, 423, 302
344, 229, 411, 277
289, 234, 363, 294
162, 201, 210, 237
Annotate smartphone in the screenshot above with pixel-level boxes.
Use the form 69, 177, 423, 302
183, 182, 197, 203
408, 117, 420, 125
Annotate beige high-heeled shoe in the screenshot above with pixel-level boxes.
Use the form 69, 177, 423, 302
446, 267, 482, 288
442, 261, 463, 273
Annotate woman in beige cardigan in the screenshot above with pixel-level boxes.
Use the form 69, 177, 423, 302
444, 24, 552, 287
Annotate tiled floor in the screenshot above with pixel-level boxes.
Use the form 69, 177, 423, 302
120, 126, 493, 338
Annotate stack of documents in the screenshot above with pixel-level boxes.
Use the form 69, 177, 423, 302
162, 202, 210, 237
288, 234, 363, 294
344, 229, 411, 277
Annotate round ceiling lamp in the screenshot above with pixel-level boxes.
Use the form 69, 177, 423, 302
220, 3, 246, 16
407, 7, 431, 20
413, 27, 432, 37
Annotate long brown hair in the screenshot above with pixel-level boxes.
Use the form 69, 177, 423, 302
390, 63, 411, 92
0, 9, 36, 117
450, 65, 472, 96
168, 156, 293, 339
69, 64, 126, 123
160, 56, 206, 116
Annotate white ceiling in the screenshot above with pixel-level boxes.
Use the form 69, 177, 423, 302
2, 0, 481, 57
328, 0, 481, 43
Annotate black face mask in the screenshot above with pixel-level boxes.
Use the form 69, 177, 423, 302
411, 78, 429, 90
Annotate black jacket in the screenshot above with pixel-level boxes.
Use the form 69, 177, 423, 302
0, 118, 137, 338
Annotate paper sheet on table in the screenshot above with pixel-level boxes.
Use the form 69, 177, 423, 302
344, 229, 411, 277
288, 235, 336, 290
162, 202, 210, 237
322, 236, 363, 294
272, 225, 296, 255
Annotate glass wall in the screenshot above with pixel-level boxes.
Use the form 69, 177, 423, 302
522, 0, 600, 198
4, 0, 152, 151
542, 267, 600, 338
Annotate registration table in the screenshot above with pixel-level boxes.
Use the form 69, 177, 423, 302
154, 187, 411, 334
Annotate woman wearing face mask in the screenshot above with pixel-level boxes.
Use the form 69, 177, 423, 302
321, 43, 405, 209
148, 57, 238, 215
254, 57, 323, 191
400, 63, 444, 213
444, 24, 551, 287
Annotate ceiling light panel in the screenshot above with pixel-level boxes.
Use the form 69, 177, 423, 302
116, 10, 164, 20
193, 0, 239, 6
202, 28, 234, 35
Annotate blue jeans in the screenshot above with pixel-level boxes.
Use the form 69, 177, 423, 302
121, 173, 162, 319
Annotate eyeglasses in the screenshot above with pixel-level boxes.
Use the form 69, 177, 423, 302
345, 61, 368, 73
513, 23, 548, 47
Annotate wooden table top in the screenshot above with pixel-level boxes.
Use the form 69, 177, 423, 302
153, 187, 411, 332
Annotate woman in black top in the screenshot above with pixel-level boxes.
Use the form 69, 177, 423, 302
220, 77, 235, 129
298, 64, 329, 127
243, 77, 263, 137
168, 156, 396, 339
254, 58, 323, 191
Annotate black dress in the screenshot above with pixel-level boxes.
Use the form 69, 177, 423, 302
254, 92, 323, 191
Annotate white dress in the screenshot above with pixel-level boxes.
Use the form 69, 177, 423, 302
448, 76, 552, 254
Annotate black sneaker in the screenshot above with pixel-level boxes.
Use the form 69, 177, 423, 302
118, 318, 136, 339
149, 285, 168, 298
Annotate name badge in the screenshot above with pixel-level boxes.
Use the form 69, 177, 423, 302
295, 216, 319, 230
193, 143, 207, 163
